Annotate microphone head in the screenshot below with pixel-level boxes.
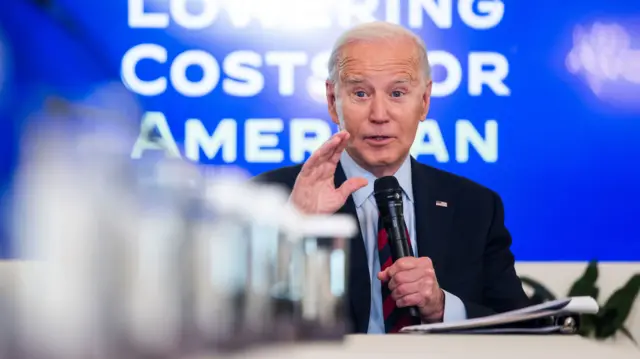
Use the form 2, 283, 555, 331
374, 176, 401, 194
373, 176, 403, 214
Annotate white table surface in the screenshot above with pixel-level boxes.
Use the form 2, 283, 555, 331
215, 334, 639, 359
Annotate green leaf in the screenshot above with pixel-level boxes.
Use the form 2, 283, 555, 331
620, 326, 638, 347
593, 309, 617, 338
567, 260, 599, 300
594, 274, 640, 339
578, 314, 596, 337
520, 276, 557, 303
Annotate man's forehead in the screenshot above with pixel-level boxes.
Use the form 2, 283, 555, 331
340, 38, 419, 60
339, 61, 421, 84
338, 52, 420, 69
337, 40, 423, 82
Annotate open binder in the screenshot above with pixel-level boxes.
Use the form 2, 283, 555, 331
400, 296, 599, 334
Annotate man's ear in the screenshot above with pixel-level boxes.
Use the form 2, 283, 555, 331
420, 80, 432, 122
326, 81, 340, 125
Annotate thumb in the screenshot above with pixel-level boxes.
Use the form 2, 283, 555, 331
337, 177, 368, 199
378, 268, 390, 282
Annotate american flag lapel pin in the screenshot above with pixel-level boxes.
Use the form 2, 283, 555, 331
435, 201, 448, 207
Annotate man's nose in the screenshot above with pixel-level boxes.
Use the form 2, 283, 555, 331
369, 95, 390, 123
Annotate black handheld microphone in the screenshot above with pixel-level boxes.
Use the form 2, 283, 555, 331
373, 176, 419, 318
374, 176, 414, 259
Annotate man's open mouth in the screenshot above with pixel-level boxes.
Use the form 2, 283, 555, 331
364, 136, 394, 145
365, 136, 392, 140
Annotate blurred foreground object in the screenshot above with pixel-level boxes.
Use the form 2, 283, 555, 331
1, 88, 358, 359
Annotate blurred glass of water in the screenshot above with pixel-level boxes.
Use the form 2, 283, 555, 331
9, 87, 149, 359
3, 82, 358, 359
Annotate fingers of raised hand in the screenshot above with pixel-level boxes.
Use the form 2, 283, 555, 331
329, 132, 350, 163
301, 131, 349, 175
336, 177, 368, 199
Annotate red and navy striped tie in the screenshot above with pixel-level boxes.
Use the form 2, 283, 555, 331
377, 216, 420, 333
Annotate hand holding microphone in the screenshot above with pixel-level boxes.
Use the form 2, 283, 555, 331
377, 257, 445, 323
374, 176, 445, 323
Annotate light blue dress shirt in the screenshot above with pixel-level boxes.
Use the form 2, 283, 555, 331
339, 151, 467, 333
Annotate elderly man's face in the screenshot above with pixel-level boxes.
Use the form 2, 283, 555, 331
326, 37, 431, 176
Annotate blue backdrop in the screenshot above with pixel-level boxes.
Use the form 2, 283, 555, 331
0, 0, 638, 260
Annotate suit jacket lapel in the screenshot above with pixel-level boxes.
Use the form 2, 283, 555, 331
411, 158, 454, 276
334, 162, 371, 333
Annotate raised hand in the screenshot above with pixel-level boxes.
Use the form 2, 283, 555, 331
289, 131, 367, 214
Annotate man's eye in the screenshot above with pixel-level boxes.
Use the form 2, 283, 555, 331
355, 91, 367, 97
391, 90, 404, 97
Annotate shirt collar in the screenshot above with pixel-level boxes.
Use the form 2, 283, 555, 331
340, 150, 414, 208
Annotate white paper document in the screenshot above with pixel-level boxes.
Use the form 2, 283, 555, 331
400, 296, 599, 334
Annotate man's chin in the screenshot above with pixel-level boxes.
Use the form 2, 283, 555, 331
346, 147, 404, 173
361, 156, 403, 172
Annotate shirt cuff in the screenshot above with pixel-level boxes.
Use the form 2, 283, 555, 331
442, 290, 467, 322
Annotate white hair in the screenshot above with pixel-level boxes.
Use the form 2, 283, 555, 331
327, 21, 431, 86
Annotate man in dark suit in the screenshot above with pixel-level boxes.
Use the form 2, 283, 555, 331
253, 21, 531, 334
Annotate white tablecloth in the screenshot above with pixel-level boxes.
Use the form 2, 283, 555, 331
217, 334, 638, 359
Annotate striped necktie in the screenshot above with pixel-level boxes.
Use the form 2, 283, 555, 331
377, 215, 420, 333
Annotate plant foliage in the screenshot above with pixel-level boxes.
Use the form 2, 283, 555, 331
520, 260, 640, 345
